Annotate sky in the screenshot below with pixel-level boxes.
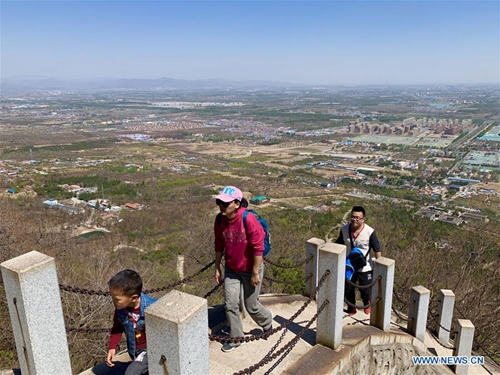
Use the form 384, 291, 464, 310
1, 0, 499, 85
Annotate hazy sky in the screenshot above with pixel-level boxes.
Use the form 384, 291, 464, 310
1, 1, 499, 85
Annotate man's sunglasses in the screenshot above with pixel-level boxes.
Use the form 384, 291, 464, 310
216, 199, 234, 208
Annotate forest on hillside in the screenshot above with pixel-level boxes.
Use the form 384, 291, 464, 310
1, 177, 499, 372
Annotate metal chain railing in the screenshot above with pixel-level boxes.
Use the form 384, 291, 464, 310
390, 288, 500, 372
391, 287, 410, 322
455, 305, 500, 347
233, 299, 330, 375
210, 270, 330, 344
344, 297, 380, 310
203, 281, 224, 299
264, 254, 313, 269
263, 273, 312, 285
427, 309, 452, 333
427, 327, 456, 350
66, 280, 223, 334
344, 275, 381, 290
454, 305, 500, 368
66, 326, 111, 333
392, 305, 411, 322
59, 260, 215, 296
392, 287, 409, 306
342, 275, 381, 309
144, 260, 215, 293
426, 303, 456, 349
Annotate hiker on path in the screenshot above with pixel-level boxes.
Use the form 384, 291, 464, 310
214, 186, 273, 352
335, 206, 381, 315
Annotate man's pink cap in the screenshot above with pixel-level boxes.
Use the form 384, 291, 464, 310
216, 186, 243, 202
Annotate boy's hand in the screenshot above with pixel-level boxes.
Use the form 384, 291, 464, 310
106, 349, 116, 367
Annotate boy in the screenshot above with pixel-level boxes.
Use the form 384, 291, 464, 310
107, 269, 157, 375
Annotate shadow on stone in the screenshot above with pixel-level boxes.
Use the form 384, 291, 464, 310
427, 347, 438, 356
274, 315, 316, 346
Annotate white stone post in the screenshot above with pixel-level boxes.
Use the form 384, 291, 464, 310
452, 319, 475, 375
407, 285, 430, 343
316, 242, 346, 350
1, 251, 72, 375
304, 237, 324, 297
176, 255, 185, 281
436, 289, 455, 345
370, 257, 395, 332
146, 290, 209, 375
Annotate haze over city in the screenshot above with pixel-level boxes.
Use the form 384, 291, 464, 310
2, 0, 499, 86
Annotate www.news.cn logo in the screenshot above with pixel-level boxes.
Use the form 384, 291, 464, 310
412, 356, 484, 365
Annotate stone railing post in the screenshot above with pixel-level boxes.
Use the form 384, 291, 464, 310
436, 289, 455, 345
407, 285, 430, 342
1, 251, 72, 375
176, 255, 185, 282
370, 257, 395, 332
304, 237, 324, 298
316, 242, 346, 350
146, 290, 209, 375
452, 319, 475, 375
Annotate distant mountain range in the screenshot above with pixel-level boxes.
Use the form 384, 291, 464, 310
0, 76, 305, 93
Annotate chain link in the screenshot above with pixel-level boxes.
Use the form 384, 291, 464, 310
233, 299, 330, 375
59, 260, 215, 296
59, 284, 110, 296
392, 288, 409, 306
454, 305, 500, 368
344, 275, 381, 290
203, 282, 224, 299
210, 270, 330, 344
145, 260, 215, 293
264, 255, 313, 269
427, 311, 451, 333
263, 273, 312, 285
66, 326, 110, 333
426, 326, 456, 350
391, 305, 411, 322
344, 297, 380, 310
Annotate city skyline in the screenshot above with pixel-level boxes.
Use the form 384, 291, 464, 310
1, 1, 499, 85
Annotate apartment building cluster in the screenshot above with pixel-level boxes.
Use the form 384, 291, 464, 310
347, 117, 472, 137
426, 117, 471, 135
347, 120, 422, 136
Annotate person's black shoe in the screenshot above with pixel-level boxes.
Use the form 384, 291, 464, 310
221, 341, 245, 352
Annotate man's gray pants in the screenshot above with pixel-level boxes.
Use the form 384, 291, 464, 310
125, 350, 148, 375
224, 264, 273, 338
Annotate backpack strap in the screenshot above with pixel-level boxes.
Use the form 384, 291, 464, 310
348, 225, 370, 260
242, 210, 249, 231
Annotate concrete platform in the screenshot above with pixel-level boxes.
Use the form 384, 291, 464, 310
10, 294, 499, 375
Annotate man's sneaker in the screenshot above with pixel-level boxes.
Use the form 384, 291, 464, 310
364, 306, 371, 314
345, 307, 357, 316
221, 341, 245, 353
262, 325, 273, 340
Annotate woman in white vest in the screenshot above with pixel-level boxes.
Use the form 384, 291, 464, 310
335, 206, 381, 315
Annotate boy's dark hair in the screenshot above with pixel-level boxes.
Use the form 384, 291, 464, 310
351, 206, 366, 217
108, 269, 143, 296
